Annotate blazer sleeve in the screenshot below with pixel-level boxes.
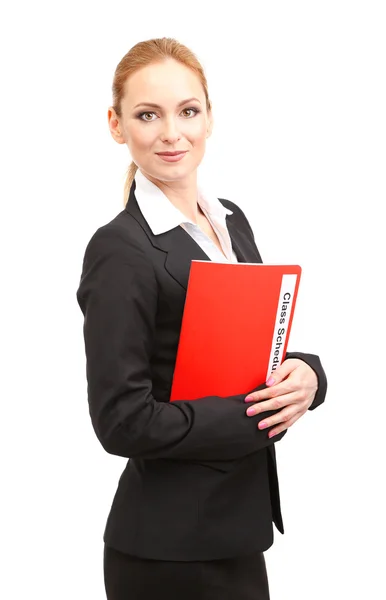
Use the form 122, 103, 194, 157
76, 226, 287, 461
231, 202, 328, 412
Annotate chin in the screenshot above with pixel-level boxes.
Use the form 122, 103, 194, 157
147, 163, 197, 182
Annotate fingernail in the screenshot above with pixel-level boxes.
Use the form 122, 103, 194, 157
245, 395, 254, 402
246, 407, 255, 416
268, 431, 276, 438
259, 421, 268, 429
266, 377, 275, 386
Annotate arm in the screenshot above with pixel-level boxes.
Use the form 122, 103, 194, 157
76, 226, 287, 461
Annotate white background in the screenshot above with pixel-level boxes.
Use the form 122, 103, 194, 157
1, 1, 385, 598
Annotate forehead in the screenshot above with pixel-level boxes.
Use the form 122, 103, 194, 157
123, 59, 205, 107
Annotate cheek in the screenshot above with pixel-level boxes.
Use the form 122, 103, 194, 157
127, 123, 155, 155
188, 119, 207, 145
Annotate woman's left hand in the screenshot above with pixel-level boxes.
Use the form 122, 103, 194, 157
244, 359, 318, 438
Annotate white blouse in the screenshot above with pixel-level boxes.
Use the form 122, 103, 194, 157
134, 169, 238, 264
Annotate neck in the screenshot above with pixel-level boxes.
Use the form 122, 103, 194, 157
141, 170, 200, 223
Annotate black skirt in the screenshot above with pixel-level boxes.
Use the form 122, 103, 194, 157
103, 543, 270, 600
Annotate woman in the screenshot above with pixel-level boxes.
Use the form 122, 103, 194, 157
76, 37, 327, 600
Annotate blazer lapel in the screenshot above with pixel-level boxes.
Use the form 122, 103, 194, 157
224, 207, 263, 265
124, 180, 261, 291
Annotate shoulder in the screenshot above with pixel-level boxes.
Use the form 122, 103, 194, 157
76, 210, 156, 303
80, 209, 151, 267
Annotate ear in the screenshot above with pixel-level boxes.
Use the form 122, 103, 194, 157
206, 110, 214, 138
107, 107, 126, 145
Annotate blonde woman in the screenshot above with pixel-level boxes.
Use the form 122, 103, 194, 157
76, 37, 327, 600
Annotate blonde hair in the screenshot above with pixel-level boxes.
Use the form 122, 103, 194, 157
111, 37, 212, 206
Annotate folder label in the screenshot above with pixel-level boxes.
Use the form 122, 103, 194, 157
266, 274, 298, 380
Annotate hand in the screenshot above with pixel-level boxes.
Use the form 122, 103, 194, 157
244, 359, 318, 438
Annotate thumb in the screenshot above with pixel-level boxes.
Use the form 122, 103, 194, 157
266, 359, 296, 386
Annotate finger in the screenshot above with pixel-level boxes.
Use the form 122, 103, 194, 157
246, 391, 299, 416
245, 380, 296, 403
256, 405, 298, 430
268, 413, 301, 438
265, 358, 302, 386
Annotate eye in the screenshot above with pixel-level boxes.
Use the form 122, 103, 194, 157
181, 107, 200, 118
136, 107, 201, 122
138, 111, 157, 122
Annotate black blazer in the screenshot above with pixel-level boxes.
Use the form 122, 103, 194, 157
76, 180, 327, 561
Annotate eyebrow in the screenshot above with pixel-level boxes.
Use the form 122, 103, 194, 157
133, 97, 202, 110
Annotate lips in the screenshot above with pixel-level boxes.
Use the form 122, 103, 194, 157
156, 151, 188, 163
156, 151, 187, 156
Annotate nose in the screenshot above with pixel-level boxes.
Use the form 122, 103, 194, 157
160, 117, 181, 144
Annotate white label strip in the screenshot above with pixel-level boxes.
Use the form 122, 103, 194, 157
266, 274, 298, 380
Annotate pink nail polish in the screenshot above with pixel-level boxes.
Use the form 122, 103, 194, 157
259, 422, 267, 429
245, 395, 253, 402
266, 377, 275, 386
246, 407, 255, 416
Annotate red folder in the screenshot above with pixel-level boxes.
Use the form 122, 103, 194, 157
170, 262, 301, 401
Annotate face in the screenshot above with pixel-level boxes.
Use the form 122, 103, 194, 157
108, 59, 213, 184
